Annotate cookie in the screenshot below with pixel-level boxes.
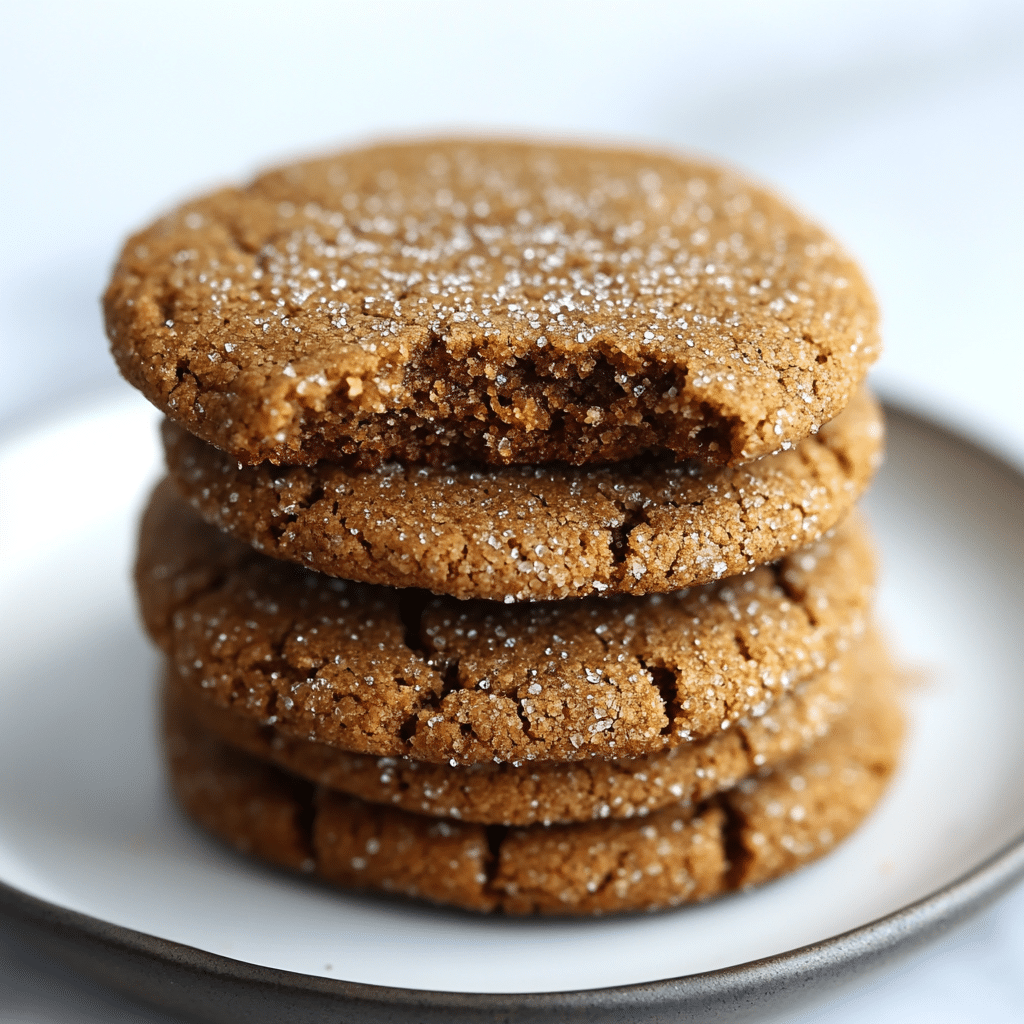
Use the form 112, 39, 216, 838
164, 648, 902, 915
166, 624, 866, 825
165, 712, 315, 875
107, 138, 880, 469
138, 480, 874, 764
164, 386, 882, 602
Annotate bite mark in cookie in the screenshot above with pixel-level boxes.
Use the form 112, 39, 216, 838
164, 387, 882, 601
107, 139, 879, 468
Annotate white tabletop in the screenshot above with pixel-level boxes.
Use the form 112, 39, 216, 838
2, 1, 1023, 1019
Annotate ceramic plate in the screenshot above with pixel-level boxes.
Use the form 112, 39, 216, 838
1, 392, 1023, 1023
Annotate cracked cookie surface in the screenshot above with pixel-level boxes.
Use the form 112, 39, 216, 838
165, 625, 871, 825
107, 139, 879, 469
138, 481, 874, 764
164, 641, 902, 914
164, 386, 882, 601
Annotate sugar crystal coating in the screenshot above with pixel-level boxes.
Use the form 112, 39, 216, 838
137, 480, 874, 765
107, 139, 879, 468
164, 386, 882, 601
164, 640, 902, 914
168, 627, 868, 826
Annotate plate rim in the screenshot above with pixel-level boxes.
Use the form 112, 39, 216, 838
2, 401, 1024, 1023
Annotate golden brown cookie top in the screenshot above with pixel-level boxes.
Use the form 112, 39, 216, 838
137, 480, 875, 765
107, 139, 879, 468
164, 631, 903, 915
163, 385, 883, 602
168, 633, 856, 826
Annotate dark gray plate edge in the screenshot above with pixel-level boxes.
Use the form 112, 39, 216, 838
3, 835, 1024, 1024
2, 403, 1023, 1024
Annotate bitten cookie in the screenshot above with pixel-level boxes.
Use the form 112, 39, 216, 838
164, 645, 902, 915
107, 139, 879, 469
138, 480, 874, 764
164, 386, 882, 602
166, 624, 868, 825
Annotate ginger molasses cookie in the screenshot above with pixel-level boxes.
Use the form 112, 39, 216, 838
166, 626, 866, 826
139, 480, 874, 765
164, 711, 314, 874
164, 649, 902, 915
107, 139, 880, 469
164, 386, 882, 602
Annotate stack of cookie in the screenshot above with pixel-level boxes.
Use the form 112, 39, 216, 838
107, 140, 902, 914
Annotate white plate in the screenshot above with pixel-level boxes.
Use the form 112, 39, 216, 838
1, 391, 1023, 998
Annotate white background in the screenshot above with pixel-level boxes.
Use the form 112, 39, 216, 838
1, 1, 1022, 1020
